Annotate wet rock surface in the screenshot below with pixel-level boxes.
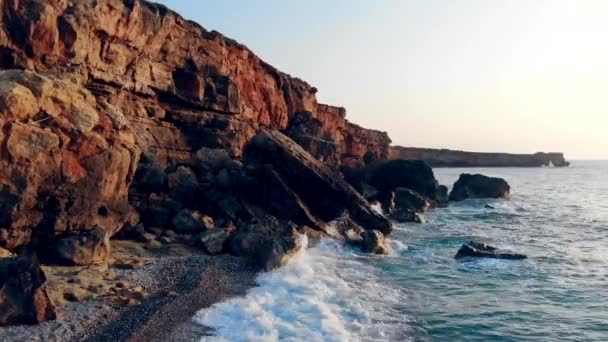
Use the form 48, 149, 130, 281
449, 174, 511, 202
455, 241, 527, 260
361, 230, 390, 255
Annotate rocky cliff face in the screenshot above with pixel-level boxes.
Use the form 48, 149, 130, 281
0, 0, 393, 263
284, 104, 391, 168
390, 147, 570, 167
0, 0, 387, 168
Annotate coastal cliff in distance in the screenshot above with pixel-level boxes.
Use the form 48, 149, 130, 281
390, 147, 570, 167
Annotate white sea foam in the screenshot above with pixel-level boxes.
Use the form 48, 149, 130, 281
194, 239, 412, 342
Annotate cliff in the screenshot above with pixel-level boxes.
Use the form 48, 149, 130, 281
0, 0, 387, 168
285, 104, 391, 167
0, 0, 393, 260
390, 147, 570, 167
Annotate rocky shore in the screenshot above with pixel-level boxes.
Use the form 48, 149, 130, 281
0, 0, 541, 340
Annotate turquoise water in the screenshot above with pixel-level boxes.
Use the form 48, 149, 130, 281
195, 161, 608, 341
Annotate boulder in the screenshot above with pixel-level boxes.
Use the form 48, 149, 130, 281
244, 164, 323, 229
256, 233, 305, 271
388, 208, 425, 224
194, 147, 232, 174
227, 216, 294, 257
361, 230, 390, 255
394, 188, 431, 213
454, 241, 527, 260
171, 209, 208, 234
197, 229, 228, 255
135, 164, 167, 194
44, 229, 110, 266
0, 256, 56, 326
167, 166, 200, 204
349, 159, 440, 201
0, 70, 139, 252
449, 174, 510, 202
244, 129, 391, 235
140, 195, 183, 228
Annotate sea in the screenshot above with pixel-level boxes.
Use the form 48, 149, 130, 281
193, 161, 608, 341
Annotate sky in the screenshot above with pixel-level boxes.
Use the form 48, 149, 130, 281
156, 0, 608, 159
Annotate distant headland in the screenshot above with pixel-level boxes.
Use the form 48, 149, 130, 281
390, 147, 570, 167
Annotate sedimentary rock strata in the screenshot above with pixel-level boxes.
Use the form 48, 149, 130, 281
0, 70, 139, 253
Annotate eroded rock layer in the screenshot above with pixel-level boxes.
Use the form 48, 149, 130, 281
0, 0, 390, 168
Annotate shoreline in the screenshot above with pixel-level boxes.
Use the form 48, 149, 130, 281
0, 241, 259, 342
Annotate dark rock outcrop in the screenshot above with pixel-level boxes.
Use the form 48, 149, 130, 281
347, 160, 441, 202
394, 188, 431, 213
390, 147, 570, 167
455, 241, 527, 260
256, 233, 305, 271
361, 230, 390, 255
449, 174, 510, 202
244, 129, 392, 235
388, 209, 425, 224
0, 256, 56, 326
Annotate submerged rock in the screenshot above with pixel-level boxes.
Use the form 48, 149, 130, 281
454, 241, 527, 260
449, 174, 510, 202
0, 256, 56, 326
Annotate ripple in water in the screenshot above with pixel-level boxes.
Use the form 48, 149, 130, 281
195, 161, 608, 341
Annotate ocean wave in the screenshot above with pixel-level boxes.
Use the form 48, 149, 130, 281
194, 239, 413, 342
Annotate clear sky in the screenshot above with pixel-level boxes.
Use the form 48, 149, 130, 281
156, 0, 608, 159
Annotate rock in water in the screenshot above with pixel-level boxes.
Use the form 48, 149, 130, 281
394, 188, 431, 213
350, 160, 440, 201
257, 234, 305, 271
449, 174, 510, 202
454, 241, 527, 260
0, 256, 56, 326
361, 230, 390, 255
